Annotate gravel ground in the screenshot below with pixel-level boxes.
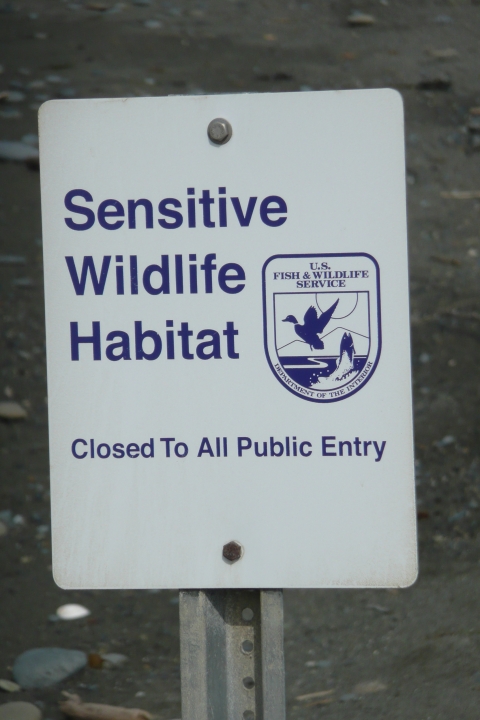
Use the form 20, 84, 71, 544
1, 1, 480, 718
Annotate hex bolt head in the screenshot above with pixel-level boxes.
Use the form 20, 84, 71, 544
222, 540, 243, 563
207, 118, 232, 145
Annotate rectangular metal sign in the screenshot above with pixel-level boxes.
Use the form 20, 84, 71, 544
39, 89, 417, 589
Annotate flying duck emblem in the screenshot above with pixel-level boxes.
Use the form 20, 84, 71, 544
282, 299, 339, 349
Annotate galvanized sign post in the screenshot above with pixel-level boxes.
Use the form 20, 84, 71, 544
180, 590, 285, 720
39, 89, 417, 719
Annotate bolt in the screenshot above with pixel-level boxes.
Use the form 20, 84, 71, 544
207, 118, 232, 145
222, 540, 243, 563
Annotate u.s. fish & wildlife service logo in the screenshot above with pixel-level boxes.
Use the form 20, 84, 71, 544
262, 253, 381, 403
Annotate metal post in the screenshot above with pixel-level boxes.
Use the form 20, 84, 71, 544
179, 589, 286, 720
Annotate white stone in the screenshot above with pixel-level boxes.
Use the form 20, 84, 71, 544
0, 679, 20, 692
0, 402, 27, 420
56, 604, 90, 620
0, 702, 42, 720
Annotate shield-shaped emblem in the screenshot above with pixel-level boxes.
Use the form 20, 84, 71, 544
262, 253, 381, 402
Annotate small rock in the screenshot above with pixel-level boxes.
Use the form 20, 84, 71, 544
0, 255, 26, 264
27, 80, 45, 90
144, 19, 162, 28
0, 511, 13, 526
0, 679, 21, 692
101, 653, 128, 668
56, 604, 90, 621
0, 402, 28, 420
305, 659, 331, 668
428, 47, 458, 59
435, 435, 455, 447
419, 352, 430, 364
0, 107, 22, 119
468, 116, 480, 133
45, 75, 65, 84
58, 87, 76, 98
0, 141, 39, 163
2, 90, 26, 103
340, 693, 358, 702
367, 603, 391, 613
13, 648, 87, 689
86, 1, 109, 9
347, 11, 375, 26
0, 521, 8, 537
434, 14, 452, 23
0, 702, 42, 720
21, 134, 39, 147
354, 680, 387, 694
440, 189, 480, 199
417, 73, 451, 91
12, 277, 35, 287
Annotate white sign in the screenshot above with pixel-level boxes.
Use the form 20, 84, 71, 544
39, 89, 417, 590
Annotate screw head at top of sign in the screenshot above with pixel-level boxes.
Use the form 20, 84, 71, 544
207, 118, 232, 145
223, 540, 243, 563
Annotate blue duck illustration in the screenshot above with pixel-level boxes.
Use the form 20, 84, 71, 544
282, 299, 339, 349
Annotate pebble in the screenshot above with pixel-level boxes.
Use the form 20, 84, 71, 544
340, 693, 358, 702
0, 141, 39, 163
0, 255, 26, 264
467, 116, 480, 133
305, 659, 331, 668
22, 134, 39, 147
0, 702, 42, 720
56, 604, 90, 621
428, 47, 458, 59
347, 11, 375, 26
0, 522, 8, 537
86, 1, 109, 9
354, 680, 387, 694
0, 107, 22, 119
12, 278, 35, 287
0, 679, 20, 692
0, 511, 13, 526
436, 435, 455, 447
13, 648, 87, 689
45, 74, 65, 84
144, 19, 162, 29
2, 90, 26, 103
0, 402, 28, 420
417, 73, 451, 91
101, 653, 128, 668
